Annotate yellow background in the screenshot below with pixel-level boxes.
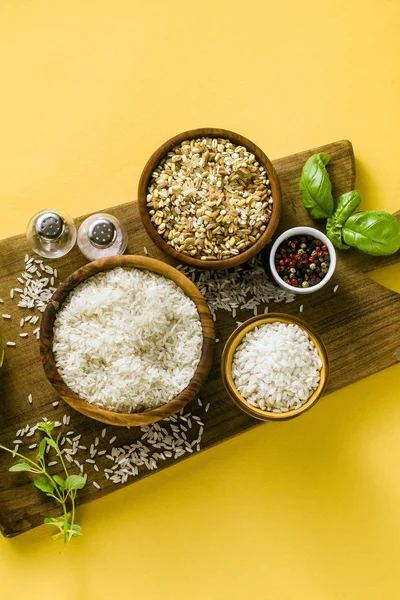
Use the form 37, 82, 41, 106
0, 1, 399, 598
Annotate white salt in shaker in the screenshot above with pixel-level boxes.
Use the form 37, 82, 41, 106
77, 213, 127, 261
26, 209, 77, 258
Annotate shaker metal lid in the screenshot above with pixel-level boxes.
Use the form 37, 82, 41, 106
35, 212, 64, 240
88, 218, 117, 248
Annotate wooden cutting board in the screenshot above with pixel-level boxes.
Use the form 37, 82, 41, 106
0, 139, 399, 538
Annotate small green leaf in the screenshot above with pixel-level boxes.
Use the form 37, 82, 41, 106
9, 462, 33, 472
46, 438, 59, 450
65, 474, 86, 491
34, 477, 55, 494
53, 475, 65, 488
37, 421, 55, 434
44, 517, 65, 532
36, 437, 47, 461
68, 524, 82, 536
326, 219, 349, 250
44, 517, 63, 525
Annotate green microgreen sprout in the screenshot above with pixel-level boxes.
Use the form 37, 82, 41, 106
0, 420, 86, 550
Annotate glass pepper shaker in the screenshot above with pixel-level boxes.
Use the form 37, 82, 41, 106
77, 213, 127, 261
26, 209, 77, 258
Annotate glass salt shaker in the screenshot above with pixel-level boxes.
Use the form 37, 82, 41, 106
26, 209, 77, 258
77, 213, 127, 261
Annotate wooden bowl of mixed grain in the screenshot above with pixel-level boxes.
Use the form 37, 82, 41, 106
138, 128, 281, 269
40, 255, 215, 427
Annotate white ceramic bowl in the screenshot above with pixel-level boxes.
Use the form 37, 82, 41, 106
269, 226, 336, 294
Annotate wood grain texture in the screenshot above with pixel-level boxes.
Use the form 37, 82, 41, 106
137, 127, 281, 269
0, 139, 398, 538
40, 255, 215, 426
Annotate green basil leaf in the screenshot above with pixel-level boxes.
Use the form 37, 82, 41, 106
299, 153, 334, 219
9, 462, 33, 472
34, 476, 55, 494
65, 474, 86, 491
331, 190, 362, 225
342, 211, 400, 256
326, 220, 349, 249
326, 191, 362, 249
36, 437, 47, 461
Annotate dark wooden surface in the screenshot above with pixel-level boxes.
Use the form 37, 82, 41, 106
0, 139, 399, 538
137, 127, 282, 269
40, 255, 215, 426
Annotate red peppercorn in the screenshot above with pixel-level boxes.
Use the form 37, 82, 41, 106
289, 261, 296, 268
293, 254, 301, 260
284, 258, 291, 264
322, 245, 327, 251
316, 277, 321, 283
291, 279, 298, 286
315, 246, 321, 252
302, 254, 308, 260
317, 251, 323, 258
302, 259, 308, 265
308, 256, 315, 263
279, 259, 284, 265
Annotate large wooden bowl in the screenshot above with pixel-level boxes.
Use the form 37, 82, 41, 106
137, 127, 281, 269
40, 255, 215, 426
221, 313, 329, 421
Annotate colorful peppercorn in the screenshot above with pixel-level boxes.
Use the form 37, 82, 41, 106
274, 234, 330, 289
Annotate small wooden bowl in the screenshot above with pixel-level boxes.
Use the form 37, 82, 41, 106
137, 127, 281, 269
40, 255, 215, 426
221, 313, 329, 421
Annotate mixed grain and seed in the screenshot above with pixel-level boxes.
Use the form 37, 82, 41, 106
146, 137, 273, 260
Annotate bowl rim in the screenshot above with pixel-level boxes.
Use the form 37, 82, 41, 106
137, 127, 281, 269
221, 313, 329, 421
268, 226, 337, 294
40, 255, 215, 426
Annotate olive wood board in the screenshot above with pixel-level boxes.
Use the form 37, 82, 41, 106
0, 139, 399, 538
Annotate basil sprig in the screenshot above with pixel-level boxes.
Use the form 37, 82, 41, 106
299, 153, 400, 256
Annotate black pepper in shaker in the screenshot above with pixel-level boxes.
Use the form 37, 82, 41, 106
77, 213, 127, 260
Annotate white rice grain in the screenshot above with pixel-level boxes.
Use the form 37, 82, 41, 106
232, 321, 322, 413
52, 268, 202, 413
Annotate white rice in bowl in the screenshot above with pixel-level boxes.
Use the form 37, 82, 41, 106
231, 321, 322, 412
52, 267, 203, 413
